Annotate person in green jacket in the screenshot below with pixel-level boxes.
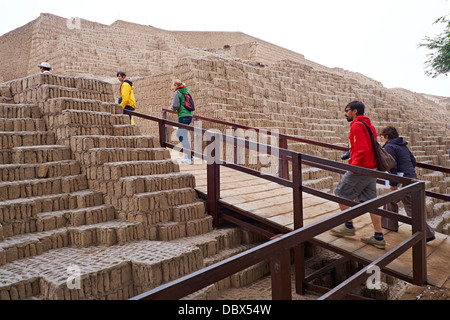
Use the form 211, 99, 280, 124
172, 79, 194, 164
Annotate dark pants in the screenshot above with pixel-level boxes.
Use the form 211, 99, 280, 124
123, 105, 135, 121
118, 97, 135, 121
382, 193, 435, 239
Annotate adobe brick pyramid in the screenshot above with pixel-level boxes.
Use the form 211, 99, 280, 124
0, 13, 449, 300
0, 73, 267, 300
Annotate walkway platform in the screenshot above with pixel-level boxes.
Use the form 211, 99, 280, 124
173, 151, 450, 290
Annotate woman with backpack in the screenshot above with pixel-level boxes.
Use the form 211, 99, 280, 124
380, 126, 435, 242
172, 79, 194, 164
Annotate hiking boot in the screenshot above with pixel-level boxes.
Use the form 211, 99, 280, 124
331, 224, 356, 237
361, 236, 386, 250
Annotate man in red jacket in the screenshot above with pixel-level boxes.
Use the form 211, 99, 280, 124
332, 101, 386, 249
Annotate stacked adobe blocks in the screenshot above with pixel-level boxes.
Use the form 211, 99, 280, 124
0, 73, 268, 300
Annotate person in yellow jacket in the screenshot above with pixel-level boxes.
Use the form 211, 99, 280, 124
117, 71, 136, 125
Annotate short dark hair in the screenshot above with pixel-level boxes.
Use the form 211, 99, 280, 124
116, 71, 126, 77
346, 101, 365, 115
381, 126, 399, 139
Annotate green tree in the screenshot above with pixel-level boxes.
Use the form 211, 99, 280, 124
419, 14, 450, 78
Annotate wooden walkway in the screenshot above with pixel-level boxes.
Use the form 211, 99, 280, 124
173, 151, 450, 289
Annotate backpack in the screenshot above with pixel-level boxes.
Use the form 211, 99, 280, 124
182, 93, 195, 112
358, 120, 396, 171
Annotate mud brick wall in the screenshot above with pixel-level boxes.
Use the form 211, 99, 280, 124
0, 19, 34, 82
8, 74, 114, 103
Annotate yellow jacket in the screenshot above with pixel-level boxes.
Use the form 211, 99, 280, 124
120, 80, 136, 109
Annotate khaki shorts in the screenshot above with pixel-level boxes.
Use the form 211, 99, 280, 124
334, 171, 377, 203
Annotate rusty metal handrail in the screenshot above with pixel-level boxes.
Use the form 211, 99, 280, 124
130, 182, 426, 300
161, 108, 450, 202
126, 109, 428, 300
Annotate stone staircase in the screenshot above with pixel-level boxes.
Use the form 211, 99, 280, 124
0, 73, 268, 300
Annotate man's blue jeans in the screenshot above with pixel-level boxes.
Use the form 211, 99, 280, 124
177, 116, 193, 160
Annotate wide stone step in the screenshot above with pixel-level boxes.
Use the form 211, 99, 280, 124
105, 172, 197, 212
156, 216, 213, 241
86, 159, 179, 181
70, 135, 160, 152
9, 73, 113, 97
54, 124, 140, 145
41, 98, 123, 115
13, 85, 114, 104
130, 188, 198, 213
37, 204, 116, 231
301, 166, 335, 181
0, 160, 80, 182
0, 240, 203, 300
47, 110, 130, 128
0, 218, 147, 266
0, 118, 46, 132
0, 190, 104, 226
0, 175, 87, 201
302, 176, 335, 191
125, 200, 206, 229
0, 104, 40, 119
0, 228, 71, 266
0, 131, 55, 149
2, 204, 115, 239
115, 172, 196, 196
78, 147, 170, 166
68, 219, 145, 247
10, 145, 71, 164
169, 227, 244, 259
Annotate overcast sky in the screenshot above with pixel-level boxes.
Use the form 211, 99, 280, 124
2, 0, 449, 97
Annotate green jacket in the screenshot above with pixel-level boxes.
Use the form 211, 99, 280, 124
172, 86, 193, 118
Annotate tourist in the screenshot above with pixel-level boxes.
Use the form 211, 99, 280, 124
380, 126, 435, 241
172, 79, 193, 164
331, 101, 386, 249
117, 71, 136, 124
38, 62, 52, 74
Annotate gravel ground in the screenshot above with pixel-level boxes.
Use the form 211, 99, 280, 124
216, 272, 449, 300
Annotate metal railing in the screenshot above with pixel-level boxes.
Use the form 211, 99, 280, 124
161, 108, 449, 202
126, 109, 429, 300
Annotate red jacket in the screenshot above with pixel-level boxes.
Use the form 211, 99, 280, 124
348, 115, 377, 169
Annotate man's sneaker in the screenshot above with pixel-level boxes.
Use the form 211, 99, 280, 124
361, 236, 386, 250
331, 224, 356, 237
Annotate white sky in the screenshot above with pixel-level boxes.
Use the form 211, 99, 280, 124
2, 0, 449, 97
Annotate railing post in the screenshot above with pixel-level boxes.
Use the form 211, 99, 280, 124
292, 152, 303, 229
271, 248, 292, 300
207, 133, 221, 228
291, 152, 305, 295
278, 136, 289, 180
159, 118, 167, 148
411, 183, 427, 285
